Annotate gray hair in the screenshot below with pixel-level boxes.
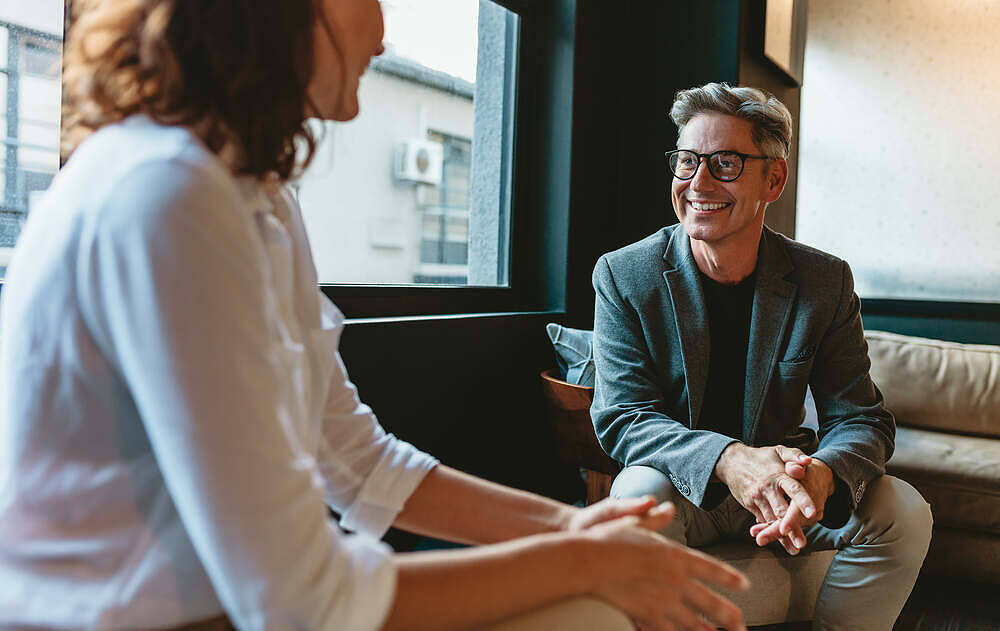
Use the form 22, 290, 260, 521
669, 83, 793, 159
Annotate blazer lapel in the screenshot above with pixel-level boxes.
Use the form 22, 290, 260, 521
744, 229, 798, 443
662, 227, 710, 428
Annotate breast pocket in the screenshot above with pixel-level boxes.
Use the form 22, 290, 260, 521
766, 358, 814, 435
776, 357, 814, 380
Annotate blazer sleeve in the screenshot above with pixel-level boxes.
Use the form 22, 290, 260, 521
591, 255, 736, 509
810, 260, 896, 525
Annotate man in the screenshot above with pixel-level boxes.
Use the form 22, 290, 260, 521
591, 82, 932, 629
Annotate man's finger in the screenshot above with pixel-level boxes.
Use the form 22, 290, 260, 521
753, 521, 802, 554
779, 502, 802, 536
778, 505, 808, 548
756, 498, 777, 523
776, 445, 811, 465
779, 534, 800, 555
762, 485, 790, 520
753, 521, 782, 546
777, 476, 817, 519
785, 461, 806, 479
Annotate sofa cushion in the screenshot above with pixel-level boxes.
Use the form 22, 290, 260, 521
545, 323, 595, 386
887, 426, 1000, 536
865, 330, 1000, 438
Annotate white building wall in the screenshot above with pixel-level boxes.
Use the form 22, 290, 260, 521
796, 0, 1000, 301
0, 3, 62, 36
297, 68, 473, 284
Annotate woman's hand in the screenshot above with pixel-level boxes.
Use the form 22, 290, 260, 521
565, 495, 662, 532
583, 511, 749, 631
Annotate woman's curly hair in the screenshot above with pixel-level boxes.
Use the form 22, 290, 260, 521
62, 0, 318, 180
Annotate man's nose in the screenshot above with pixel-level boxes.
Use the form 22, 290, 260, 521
689, 157, 716, 190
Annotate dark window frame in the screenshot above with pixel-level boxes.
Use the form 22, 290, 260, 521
321, 0, 572, 319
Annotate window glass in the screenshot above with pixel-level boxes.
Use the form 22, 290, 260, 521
0, 5, 63, 276
296, 0, 519, 287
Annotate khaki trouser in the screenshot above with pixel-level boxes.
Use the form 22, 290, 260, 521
612, 466, 934, 631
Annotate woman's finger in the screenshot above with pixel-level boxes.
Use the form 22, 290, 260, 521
682, 579, 746, 631
682, 548, 751, 591
635, 502, 675, 532
596, 496, 659, 520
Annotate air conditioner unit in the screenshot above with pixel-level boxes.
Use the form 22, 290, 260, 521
394, 139, 444, 185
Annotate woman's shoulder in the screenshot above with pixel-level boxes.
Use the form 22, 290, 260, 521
66, 116, 237, 204
48, 117, 252, 240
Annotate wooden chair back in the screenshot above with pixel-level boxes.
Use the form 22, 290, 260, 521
539, 370, 619, 504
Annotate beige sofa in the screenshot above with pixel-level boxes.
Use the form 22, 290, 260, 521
866, 330, 1000, 584
542, 328, 1000, 626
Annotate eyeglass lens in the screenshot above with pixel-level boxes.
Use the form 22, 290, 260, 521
669, 150, 744, 182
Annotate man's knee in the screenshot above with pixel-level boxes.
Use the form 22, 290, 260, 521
610, 465, 688, 542
856, 475, 933, 555
610, 465, 681, 503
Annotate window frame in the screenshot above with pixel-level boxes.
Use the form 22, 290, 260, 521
320, 0, 572, 319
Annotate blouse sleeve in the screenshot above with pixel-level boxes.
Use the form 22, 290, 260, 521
312, 295, 439, 537
76, 156, 399, 631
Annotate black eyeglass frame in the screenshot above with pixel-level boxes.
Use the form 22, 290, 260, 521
664, 149, 773, 182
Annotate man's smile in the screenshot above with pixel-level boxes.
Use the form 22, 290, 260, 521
688, 200, 732, 212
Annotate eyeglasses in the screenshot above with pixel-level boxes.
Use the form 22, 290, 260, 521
665, 149, 772, 182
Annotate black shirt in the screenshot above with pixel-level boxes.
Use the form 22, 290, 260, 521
698, 268, 756, 441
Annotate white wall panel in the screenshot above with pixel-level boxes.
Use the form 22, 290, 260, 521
797, 0, 1000, 301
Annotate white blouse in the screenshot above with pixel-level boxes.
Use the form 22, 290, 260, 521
0, 116, 438, 630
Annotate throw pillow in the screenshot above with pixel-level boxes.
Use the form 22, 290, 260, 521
545, 323, 595, 387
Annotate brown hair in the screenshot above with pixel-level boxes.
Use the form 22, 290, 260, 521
62, 0, 318, 181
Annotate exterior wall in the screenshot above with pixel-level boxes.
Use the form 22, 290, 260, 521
797, 0, 1000, 301
0, 3, 62, 268
0, 4, 61, 37
296, 65, 473, 285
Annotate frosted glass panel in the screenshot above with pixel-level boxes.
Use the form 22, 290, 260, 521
797, 0, 1000, 302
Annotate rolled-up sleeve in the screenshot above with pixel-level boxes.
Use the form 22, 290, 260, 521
311, 295, 439, 538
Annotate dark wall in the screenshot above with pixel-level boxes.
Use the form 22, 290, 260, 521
563, 0, 803, 328
339, 313, 581, 499
738, 0, 802, 238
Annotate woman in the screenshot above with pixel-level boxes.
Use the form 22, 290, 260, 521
0, 1, 748, 630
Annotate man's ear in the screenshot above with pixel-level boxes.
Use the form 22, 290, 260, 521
763, 158, 789, 203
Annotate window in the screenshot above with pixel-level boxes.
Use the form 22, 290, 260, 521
416, 132, 471, 284
296, 0, 519, 288
0, 5, 63, 277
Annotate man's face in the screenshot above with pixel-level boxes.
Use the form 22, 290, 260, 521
670, 112, 785, 247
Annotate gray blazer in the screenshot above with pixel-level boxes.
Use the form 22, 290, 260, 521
591, 223, 895, 525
